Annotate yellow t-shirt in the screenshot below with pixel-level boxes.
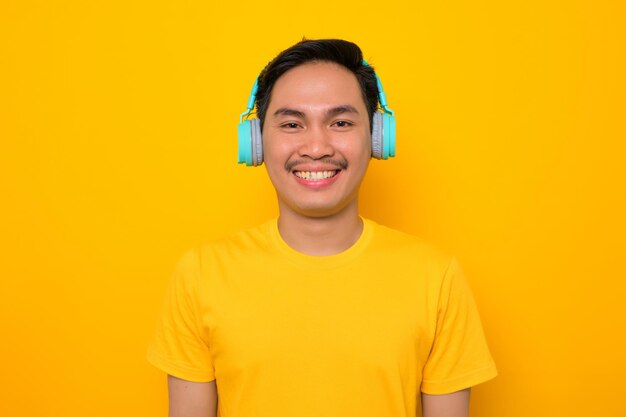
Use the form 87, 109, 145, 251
147, 218, 496, 416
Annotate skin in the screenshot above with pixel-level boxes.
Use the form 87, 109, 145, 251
168, 376, 216, 417
423, 389, 471, 417
167, 61, 471, 417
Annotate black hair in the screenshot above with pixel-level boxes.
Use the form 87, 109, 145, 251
255, 39, 379, 130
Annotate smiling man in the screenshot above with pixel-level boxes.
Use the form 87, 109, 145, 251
148, 39, 497, 417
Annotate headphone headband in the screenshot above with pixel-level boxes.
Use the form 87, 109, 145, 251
241, 60, 393, 122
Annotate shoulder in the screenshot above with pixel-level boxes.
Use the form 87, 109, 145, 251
363, 219, 459, 291
362, 219, 463, 303
365, 219, 452, 268
178, 220, 277, 272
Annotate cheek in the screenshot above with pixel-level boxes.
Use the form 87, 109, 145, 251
263, 136, 292, 159
339, 138, 371, 161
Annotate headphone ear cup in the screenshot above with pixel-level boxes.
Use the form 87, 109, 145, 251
238, 119, 253, 166
382, 112, 396, 158
237, 118, 263, 166
250, 118, 263, 166
371, 112, 383, 159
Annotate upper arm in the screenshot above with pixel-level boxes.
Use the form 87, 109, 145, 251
168, 375, 217, 417
421, 388, 470, 417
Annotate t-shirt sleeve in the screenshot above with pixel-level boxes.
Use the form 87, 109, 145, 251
147, 248, 215, 382
421, 257, 497, 394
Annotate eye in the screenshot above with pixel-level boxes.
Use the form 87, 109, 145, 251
333, 120, 353, 128
281, 122, 301, 129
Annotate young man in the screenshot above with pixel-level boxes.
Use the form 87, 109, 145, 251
148, 39, 497, 417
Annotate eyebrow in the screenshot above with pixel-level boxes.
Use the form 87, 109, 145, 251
273, 105, 361, 119
325, 105, 360, 117
273, 108, 306, 118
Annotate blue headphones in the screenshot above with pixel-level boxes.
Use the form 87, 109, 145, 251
238, 61, 396, 166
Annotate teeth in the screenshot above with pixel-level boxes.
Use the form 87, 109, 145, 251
294, 170, 337, 180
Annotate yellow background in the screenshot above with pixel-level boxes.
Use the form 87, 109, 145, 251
1, 0, 624, 415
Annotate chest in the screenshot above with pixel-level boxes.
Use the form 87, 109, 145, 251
199, 264, 438, 383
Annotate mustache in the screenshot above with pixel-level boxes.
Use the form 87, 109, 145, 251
285, 157, 348, 172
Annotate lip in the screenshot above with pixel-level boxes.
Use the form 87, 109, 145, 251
292, 169, 342, 189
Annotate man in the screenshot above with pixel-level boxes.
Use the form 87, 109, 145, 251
148, 39, 497, 417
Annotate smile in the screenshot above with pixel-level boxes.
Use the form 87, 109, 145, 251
293, 170, 339, 181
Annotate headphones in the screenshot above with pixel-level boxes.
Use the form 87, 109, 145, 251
238, 61, 396, 166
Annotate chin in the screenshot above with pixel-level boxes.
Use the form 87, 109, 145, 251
281, 197, 357, 219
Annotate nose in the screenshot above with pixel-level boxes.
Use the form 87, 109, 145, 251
297, 125, 334, 159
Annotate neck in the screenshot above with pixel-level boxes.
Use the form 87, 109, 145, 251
277, 203, 363, 256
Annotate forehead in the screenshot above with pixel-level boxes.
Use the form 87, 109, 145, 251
267, 61, 366, 113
